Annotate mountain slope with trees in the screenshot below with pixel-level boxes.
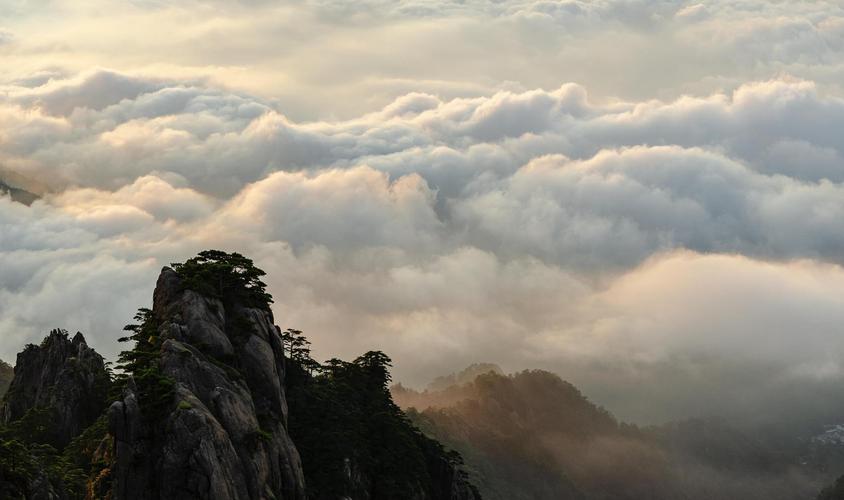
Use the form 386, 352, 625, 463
0, 330, 112, 499
283, 328, 480, 500
0, 250, 479, 500
395, 368, 831, 500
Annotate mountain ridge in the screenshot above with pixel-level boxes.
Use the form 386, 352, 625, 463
0, 250, 481, 500
395, 367, 835, 500
0, 179, 38, 205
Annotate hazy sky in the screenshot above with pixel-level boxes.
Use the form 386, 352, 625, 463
2, 0, 844, 422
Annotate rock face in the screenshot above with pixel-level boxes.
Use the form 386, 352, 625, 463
319, 446, 481, 500
0, 359, 12, 399
0, 329, 109, 448
427, 454, 483, 500
109, 267, 306, 500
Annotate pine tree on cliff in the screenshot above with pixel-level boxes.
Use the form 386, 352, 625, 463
109, 250, 307, 500
170, 250, 273, 309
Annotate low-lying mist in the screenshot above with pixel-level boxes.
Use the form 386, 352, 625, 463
542, 355, 844, 431
394, 365, 844, 500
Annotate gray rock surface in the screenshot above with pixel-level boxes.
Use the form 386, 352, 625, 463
0, 329, 109, 448
0, 359, 12, 399
109, 267, 306, 500
427, 454, 483, 500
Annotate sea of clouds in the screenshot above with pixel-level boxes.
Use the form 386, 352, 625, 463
1, 0, 844, 422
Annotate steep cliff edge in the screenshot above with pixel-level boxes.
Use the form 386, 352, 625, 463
1, 329, 110, 448
0, 359, 12, 399
0, 250, 480, 500
109, 263, 306, 500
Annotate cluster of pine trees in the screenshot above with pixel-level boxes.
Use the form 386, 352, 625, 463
282, 328, 475, 499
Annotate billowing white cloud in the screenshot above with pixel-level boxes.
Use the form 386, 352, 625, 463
215, 167, 442, 252
3, 73, 844, 196
52, 175, 217, 223
4, 73, 844, 271
455, 146, 844, 271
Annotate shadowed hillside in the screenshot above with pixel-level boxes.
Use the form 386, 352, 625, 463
395, 368, 831, 500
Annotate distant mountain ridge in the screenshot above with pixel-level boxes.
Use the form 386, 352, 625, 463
0, 179, 38, 205
0, 166, 44, 205
395, 367, 835, 500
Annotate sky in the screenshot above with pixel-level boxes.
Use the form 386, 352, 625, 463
2, 0, 844, 423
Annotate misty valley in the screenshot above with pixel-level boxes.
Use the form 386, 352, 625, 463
0, 251, 843, 499
4, 1, 844, 499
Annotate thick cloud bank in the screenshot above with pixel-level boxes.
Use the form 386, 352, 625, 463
2, 1, 844, 118
2, 1, 844, 422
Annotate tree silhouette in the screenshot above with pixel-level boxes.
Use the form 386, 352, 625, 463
171, 250, 273, 309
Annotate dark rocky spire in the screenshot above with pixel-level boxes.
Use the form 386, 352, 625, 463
0, 328, 110, 448
109, 268, 307, 500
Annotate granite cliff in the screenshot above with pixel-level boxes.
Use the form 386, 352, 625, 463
0, 251, 481, 500
1, 329, 110, 449
109, 265, 307, 500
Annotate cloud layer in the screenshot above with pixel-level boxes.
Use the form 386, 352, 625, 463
2, 1, 844, 423
3, 1, 844, 118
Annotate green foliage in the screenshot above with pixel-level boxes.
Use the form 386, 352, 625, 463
285, 330, 472, 499
281, 329, 321, 374
0, 387, 109, 499
65, 415, 112, 500
0, 330, 113, 499
0, 432, 88, 500
64, 414, 109, 473
255, 427, 274, 444
0, 437, 36, 498
116, 308, 175, 423
4, 406, 61, 447
171, 250, 273, 309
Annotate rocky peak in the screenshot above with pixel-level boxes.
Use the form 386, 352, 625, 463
0, 328, 110, 448
109, 266, 306, 500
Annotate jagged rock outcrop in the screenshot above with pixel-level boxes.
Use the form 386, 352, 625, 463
109, 267, 306, 500
0, 329, 109, 448
0, 359, 12, 399
323, 451, 481, 500
427, 454, 483, 500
